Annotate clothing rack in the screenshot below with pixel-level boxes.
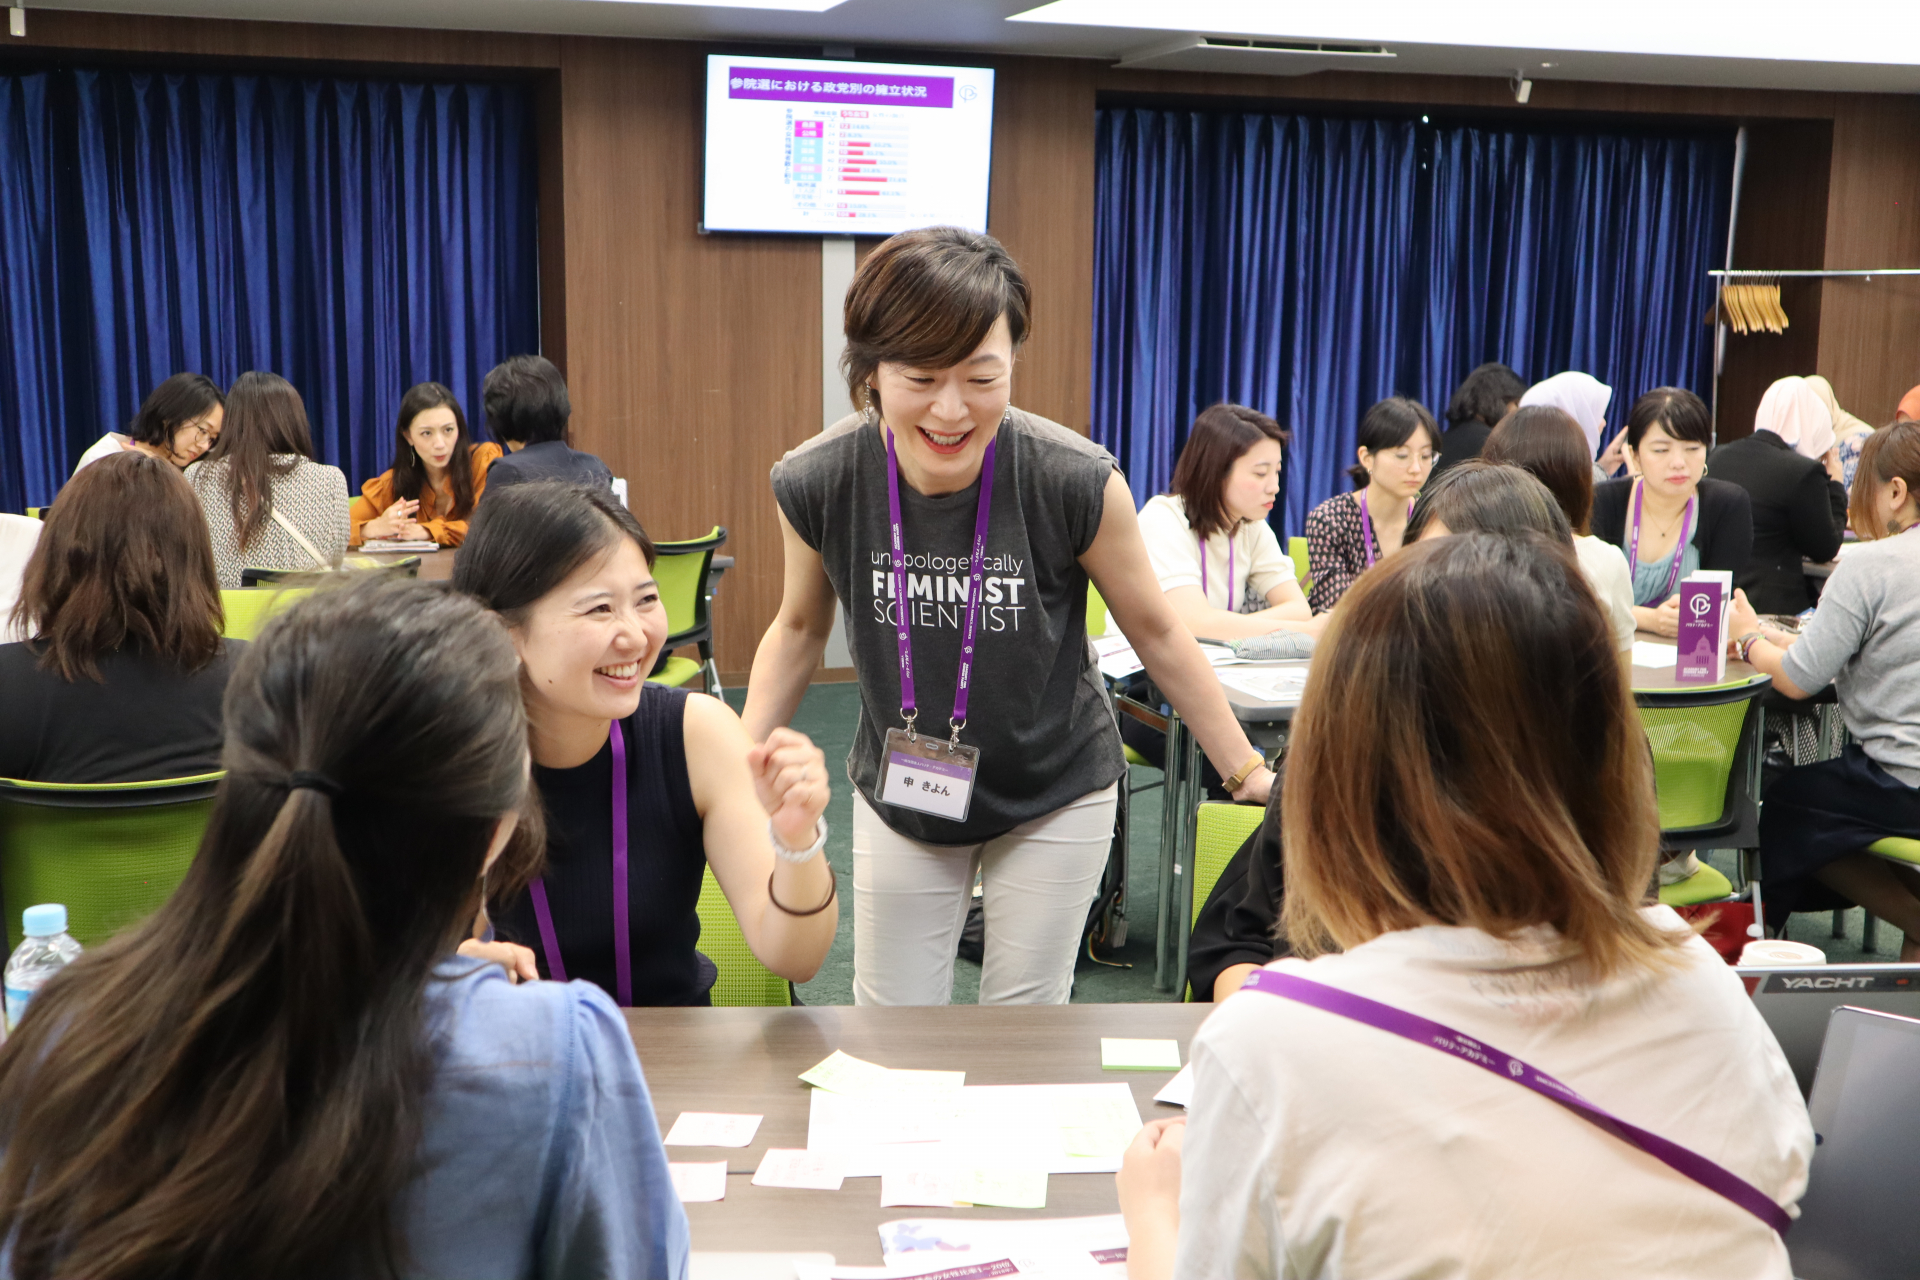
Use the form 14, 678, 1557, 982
1710, 268, 1920, 279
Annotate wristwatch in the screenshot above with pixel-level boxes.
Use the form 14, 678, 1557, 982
1223, 753, 1267, 793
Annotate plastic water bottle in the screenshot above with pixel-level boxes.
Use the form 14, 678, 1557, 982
4, 905, 82, 1032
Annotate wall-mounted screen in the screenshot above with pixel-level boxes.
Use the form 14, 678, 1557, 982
703, 55, 995, 236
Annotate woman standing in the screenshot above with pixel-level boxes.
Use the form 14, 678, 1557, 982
1734, 420, 1920, 957
1301, 397, 1436, 614
1708, 376, 1846, 616
743, 227, 1273, 1007
187, 372, 349, 588
351, 382, 503, 547
69, 373, 224, 476
456, 482, 836, 1006
1590, 388, 1753, 637
1136, 403, 1317, 641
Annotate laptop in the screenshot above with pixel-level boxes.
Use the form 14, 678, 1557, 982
1737, 963, 1920, 1097
1787, 1006, 1920, 1280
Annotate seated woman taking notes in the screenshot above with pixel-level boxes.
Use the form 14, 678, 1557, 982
1123, 532, 1812, 1280
1137, 403, 1319, 641
0, 579, 688, 1279
351, 382, 503, 547
455, 481, 836, 1006
1302, 397, 1435, 613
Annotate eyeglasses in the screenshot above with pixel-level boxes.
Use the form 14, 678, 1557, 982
179, 420, 217, 444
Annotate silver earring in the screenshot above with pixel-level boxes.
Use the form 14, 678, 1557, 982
862, 387, 878, 427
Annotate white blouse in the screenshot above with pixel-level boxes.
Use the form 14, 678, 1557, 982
1574, 534, 1637, 654
1138, 494, 1295, 614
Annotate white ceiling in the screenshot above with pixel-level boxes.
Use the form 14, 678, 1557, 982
25, 0, 1920, 94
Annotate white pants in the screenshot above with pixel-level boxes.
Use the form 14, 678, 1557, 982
851, 783, 1120, 1006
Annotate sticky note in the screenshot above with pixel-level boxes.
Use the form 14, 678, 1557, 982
1058, 1094, 1143, 1158
954, 1169, 1047, 1210
664, 1111, 763, 1147
1101, 1038, 1182, 1071
752, 1148, 846, 1190
879, 1167, 961, 1208
668, 1160, 729, 1202
799, 1049, 964, 1096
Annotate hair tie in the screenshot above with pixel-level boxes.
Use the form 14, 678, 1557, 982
288, 770, 344, 800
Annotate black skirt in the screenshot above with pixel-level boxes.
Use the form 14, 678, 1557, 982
1758, 744, 1920, 926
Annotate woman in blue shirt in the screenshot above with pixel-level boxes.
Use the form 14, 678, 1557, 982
0, 578, 688, 1280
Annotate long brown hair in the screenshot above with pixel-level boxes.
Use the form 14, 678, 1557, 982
201, 371, 315, 548
1281, 532, 1680, 977
1848, 419, 1920, 538
389, 382, 477, 517
1482, 404, 1596, 534
1169, 403, 1289, 542
13, 451, 223, 681
0, 579, 545, 1280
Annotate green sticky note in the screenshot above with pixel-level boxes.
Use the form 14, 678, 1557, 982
1101, 1038, 1182, 1071
955, 1169, 1048, 1210
798, 1049, 893, 1095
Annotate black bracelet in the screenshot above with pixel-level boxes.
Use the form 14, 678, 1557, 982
768, 863, 837, 917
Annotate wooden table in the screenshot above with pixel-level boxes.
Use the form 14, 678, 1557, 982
624, 1003, 1209, 1265
355, 547, 456, 580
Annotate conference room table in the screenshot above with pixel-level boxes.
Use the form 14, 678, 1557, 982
625, 1002, 1208, 1268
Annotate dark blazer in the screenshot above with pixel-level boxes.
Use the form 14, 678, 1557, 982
1591, 476, 1754, 596
1707, 430, 1847, 615
484, 440, 614, 495
1431, 422, 1492, 478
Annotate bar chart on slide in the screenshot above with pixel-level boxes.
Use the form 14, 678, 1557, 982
705, 56, 994, 235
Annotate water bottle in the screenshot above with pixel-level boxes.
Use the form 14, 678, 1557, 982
4, 905, 82, 1032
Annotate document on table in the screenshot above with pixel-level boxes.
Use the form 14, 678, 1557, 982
1152, 1064, 1194, 1108
1091, 633, 1142, 680
800, 1050, 966, 1097
753, 1148, 846, 1190
877, 1213, 1130, 1274
669, 1160, 730, 1202
808, 1082, 1143, 1176
1631, 640, 1677, 669
1200, 644, 1247, 667
1100, 1038, 1181, 1071
665, 1112, 764, 1147
1217, 667, 1310, 704
878, 1163, 1049, 1210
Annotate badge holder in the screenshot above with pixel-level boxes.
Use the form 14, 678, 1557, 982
878, 715, 979, 823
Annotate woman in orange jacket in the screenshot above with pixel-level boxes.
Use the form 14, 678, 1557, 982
351, 382, 503, 547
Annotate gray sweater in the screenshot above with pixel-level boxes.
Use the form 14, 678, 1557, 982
1781, 531, 1920, 786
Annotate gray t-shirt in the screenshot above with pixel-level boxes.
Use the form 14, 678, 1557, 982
1780, 533, 1920, 787
772, 409, 1125, 845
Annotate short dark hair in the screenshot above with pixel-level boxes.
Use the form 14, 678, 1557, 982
1404, 461, 1573, 546
842, 227, 1031, 416
1626, 387, 1712, 450
1445, 363, 1526, 430
1481, 405, 1596, 535
390, 383, 478, 518
1349, 397, 1438, 488
1168, 403, 1290, 542
453, 481, 656, 628
482, 355, 571, 446
14, 451, 223, 681
200, 371, 316, 549
127, 373, 224, 450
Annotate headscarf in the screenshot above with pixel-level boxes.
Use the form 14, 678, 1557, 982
1897, 384, 1920, 422
1519, 372, 1612, 459
1755, 376, 1834, 460
1804, 376, 1872, 443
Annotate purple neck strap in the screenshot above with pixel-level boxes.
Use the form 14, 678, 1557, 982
1627, 479, 1699, 599
1198, 531, 1236, 608
884, 427, 997, 737
1357, 491, 1412, 569
528, 720, 632, 1006
1242, 969, 1792, 1236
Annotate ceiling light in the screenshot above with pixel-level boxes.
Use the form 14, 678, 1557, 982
1008, 1, 1920, 66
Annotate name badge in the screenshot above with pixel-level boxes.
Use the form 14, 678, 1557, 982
878, 727, 979, 822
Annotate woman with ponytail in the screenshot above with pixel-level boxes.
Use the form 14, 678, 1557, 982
0, 578, 689, 1280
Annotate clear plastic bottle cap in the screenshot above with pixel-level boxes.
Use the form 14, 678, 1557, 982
21, 904, 66, 938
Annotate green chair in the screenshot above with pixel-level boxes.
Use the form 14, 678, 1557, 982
1868, 837, 1920, 868
219, 587, 313, 641
649, 527, 727, 697
1287, 536, 1311, 587
1635, 679, 1768, 913
1657, 862, 1736, 907
0, 773, 221, 950
694, 864, 791, 1007
1183, 801, 1267, 999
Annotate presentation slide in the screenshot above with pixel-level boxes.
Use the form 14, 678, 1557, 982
703, 55, 995, 236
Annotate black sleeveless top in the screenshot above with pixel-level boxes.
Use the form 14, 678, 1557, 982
497, 683, 715, 1006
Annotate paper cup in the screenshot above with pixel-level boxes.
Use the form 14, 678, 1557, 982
1739, 939, 1827, 967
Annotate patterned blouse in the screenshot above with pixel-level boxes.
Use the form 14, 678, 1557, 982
187, 455, 351, 589
1304, 491, 1387, 614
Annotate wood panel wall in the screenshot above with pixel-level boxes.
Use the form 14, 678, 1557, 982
12, 10, 1920, 674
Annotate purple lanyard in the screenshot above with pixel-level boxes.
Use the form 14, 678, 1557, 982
1198, 531, 1236, 608
1357, 492, 1411, 569
1242, 969, 1792, 1236
885, 427, 997, 740
528, 720, 631, 1006
1626, 479, 1698, 600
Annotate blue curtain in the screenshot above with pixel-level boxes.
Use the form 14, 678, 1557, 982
1093, 108, 1733, 536
0, 67, 538, 512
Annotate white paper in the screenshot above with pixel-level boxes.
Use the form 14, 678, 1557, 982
879, 1166, 962, 1208
878, 1213, 1130, 1272
809, 1082, 1141, 1177
1217, 667, 1309, 704
357, 540, 438, 554
1152, 1064, 1194, 1108
669, 1160, 730, 1202
1202, 646, 1247, 667
753, 1148, 846, 1190
1092, 634, 1144, 681
666, 1112, 764, 1147
1631, 640, 1678, 669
